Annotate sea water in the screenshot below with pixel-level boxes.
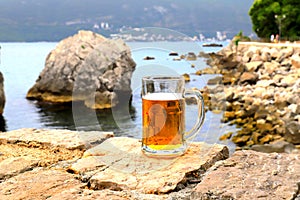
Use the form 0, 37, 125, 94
0, 41, 236, 152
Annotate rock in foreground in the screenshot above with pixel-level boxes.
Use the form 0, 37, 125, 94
0, 128, 114, 150
193, 150, 300, 199
0, 128, 299, 199
70, 137, 229, 194
26, 30, 136, 109
0, 128, 229, 199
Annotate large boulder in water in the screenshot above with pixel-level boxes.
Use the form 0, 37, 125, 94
26, 30, 136, 109
0, 71, 5, 114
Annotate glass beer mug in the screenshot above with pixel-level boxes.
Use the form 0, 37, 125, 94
142, 76, 205, 157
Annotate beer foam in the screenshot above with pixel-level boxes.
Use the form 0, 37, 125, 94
143, 93, 182, 100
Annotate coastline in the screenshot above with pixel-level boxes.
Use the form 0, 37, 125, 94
199, 41, 300, 152
0, 40, 299, 199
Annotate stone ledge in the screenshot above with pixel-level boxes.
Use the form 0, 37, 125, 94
0, 156, 39, 180
48, 187, 168, 200
0, 128, 114, 150
0, 168, 84, 200
1, 128, 299, 199
0, 129, 230, 199
69, 137, 229, 194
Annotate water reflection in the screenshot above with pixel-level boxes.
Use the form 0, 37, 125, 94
36, 102, 76, 130
35, 101, 138, 137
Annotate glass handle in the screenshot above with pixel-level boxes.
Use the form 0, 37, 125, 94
183, 89, 205, 141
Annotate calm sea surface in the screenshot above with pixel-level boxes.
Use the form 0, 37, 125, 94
0, 41, 237, 152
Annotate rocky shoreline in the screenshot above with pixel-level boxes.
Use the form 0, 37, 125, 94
0, 128, 299, 199
198, 41, 300, 152
0, 33, 299, 199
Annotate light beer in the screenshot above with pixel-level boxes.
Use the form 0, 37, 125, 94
142, 93, 185, 150
141, 75, 205, 157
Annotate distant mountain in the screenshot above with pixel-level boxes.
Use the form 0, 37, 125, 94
0, 0, 254, 42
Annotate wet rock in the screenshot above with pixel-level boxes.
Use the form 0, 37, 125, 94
180, 54, 186, 60
206, 42, 300, 149
202, 43, 223, 47
143, 56, 155, 60
285, 121, 300, 144
169, 52, 179, 56
232, 133, 251, 146
219, 132, 233, 141
254, 109, 270, 119
0, 72, 5, 115
195, 70, 202, 76
219, 54, 239, 70
186, 52, 197, 60
198, 51, 210, 58
256, 119, 273, 132
196, 67, 217, 75
173, 57, 181, 61
182, 73, 190, 82
207, 76, 222, 85
251, 140, 295, 153
223, 71, 241, 85
224, 111, 236, 121
259, 134, 274, 143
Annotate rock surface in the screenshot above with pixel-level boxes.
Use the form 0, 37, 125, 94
0, 128, 231, 199
198, 42, 300, 150
0, 128, 114, 150
192, 150, 300, 199
71, 137, 229, 194
0, 128, 299, 199
0, 168, 84, 200
26, 30, 136, 109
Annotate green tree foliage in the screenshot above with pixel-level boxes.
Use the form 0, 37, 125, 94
249, 0, 300, 40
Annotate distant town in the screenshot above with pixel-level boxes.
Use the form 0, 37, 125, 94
110, 27, 255, 42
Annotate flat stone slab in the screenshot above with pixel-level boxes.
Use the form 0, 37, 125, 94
0, 156, 39, 181
48, 188, 167, 200
192, 150, 300, 199
69, 137, 229, 194
0, 128, 113, 150
0, 168, 83, 200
